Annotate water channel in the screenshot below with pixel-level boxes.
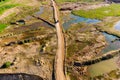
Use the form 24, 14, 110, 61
62, 13, 120, 77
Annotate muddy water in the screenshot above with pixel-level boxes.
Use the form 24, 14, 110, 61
63, 13, 120, 77
88, 56, 118, 77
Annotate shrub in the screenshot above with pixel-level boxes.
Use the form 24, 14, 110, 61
1, 61, 12, 68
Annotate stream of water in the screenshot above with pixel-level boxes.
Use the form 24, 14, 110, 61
102, 32, 120, 53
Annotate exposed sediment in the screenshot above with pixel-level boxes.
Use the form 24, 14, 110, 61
74, 49, 120, 67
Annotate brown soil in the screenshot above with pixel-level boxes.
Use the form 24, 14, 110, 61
60, 2, 110, 12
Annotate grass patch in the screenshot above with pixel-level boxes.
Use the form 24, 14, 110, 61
0, 0, 40, 23
72, 4, 120, 20
0, 24, 7, 32
0, 0, 17, 14
95, 16, 120, 38
67, 42, 87, 57
0, 4, 17, 14
67, 23, 86, 31
1, 6, 39, 23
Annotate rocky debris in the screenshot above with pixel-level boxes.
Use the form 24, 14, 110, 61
35, 59, 41, 66
60, 2, 109, 12
60, 2, 87, 11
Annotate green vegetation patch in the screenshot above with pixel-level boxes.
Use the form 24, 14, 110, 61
1, 61, 12, 68
0, 24, 7, 32
0, 4, 17, 14
1, 6, 39, 23
67, 42, 87, 57
72, 4, 120, 20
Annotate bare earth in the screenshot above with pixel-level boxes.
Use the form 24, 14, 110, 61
51, 0, 66, 80
60, 2, 110, 12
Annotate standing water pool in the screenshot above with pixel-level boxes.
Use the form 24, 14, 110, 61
63, 14, 100, 30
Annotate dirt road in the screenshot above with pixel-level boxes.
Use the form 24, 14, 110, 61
51, 0, 66, 80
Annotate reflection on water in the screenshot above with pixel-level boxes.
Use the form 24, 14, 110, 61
115, 21, 120, 30
63, 14, 100, 30
88, 56, 118, 77
102, 32, 120, 53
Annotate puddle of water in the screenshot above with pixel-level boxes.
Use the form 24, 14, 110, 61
115, 21, 120, 30
63, 14, 100, 30
88, 56, 118, 77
